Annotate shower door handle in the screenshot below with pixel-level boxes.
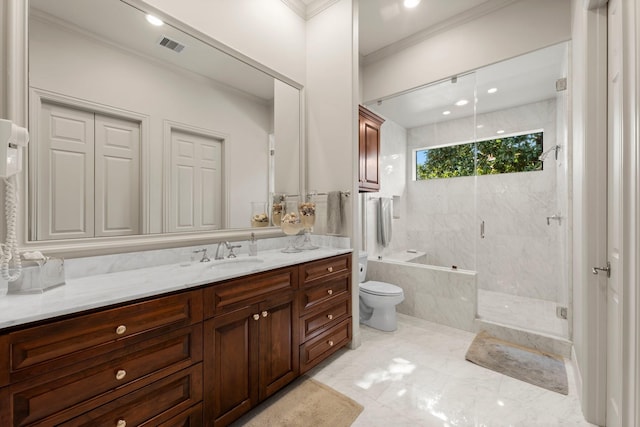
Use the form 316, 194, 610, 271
592, 262, 611, 278
480, 221, 485, 239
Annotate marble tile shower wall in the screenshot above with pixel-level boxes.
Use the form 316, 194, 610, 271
405, 99, 563, 301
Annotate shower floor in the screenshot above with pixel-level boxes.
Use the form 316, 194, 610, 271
477, 289, 568, 339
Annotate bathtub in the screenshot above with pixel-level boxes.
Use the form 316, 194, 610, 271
366, 250, 477, 332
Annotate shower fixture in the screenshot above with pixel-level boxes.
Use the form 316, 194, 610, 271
538, 145, 561, 161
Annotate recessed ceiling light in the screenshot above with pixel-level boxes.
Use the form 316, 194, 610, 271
442, 110, 451, 116
146, 14, 164, 26
496, 129, 505, 134
487, 87, 498, 94
477, 124, 484, 129
455, 99, 469, 106
403, 0, 421, 8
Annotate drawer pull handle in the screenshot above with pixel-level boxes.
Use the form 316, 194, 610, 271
327, 314, 333, 320
327, 267, 333, 273
328, 340, 334, 347
327, 289, 333, 295
115, 369, 127, 380
115, 325, 127, 335
253, 314, 260, 320
262, 311, 269, 317
116, 420, 126, 427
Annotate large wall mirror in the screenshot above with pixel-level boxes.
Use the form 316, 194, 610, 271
25, 0, 302, 245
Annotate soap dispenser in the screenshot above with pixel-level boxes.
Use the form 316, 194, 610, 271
249, 233, 258, 256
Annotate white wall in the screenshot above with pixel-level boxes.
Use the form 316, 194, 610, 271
362, 0, 571, 103
141, 0, 306, 85
30, 17, 271, 231
306, 0, 356, 235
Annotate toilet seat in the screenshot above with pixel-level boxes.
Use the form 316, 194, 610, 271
360, 281, 403, 297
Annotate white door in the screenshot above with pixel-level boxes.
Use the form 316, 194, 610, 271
169, 129, 223, 232
606, 0, 623, 424
94, 115, 140, 237
37, 102, 95, 240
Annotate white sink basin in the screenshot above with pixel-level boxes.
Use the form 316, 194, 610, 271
211, 257, 264, 269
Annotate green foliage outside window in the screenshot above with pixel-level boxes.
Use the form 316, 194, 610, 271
416, 131, 543, 180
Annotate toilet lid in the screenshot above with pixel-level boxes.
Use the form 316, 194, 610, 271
360, 281, 404, 297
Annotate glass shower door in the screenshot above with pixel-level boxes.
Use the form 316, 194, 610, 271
474, 42, 571, 340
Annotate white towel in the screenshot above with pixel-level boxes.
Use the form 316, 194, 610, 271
377, 197, 392, 247
326, 191, 344, 235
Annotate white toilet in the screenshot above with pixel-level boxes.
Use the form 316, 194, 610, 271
358, 252, 405, 332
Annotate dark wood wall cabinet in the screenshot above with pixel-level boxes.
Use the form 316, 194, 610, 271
359, 105, 385, 193
0, 253, 352, 427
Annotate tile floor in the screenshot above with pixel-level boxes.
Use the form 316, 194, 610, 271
308, 314, 596, 427
477, 289, 569, 339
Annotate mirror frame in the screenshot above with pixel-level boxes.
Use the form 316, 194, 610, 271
4, 0, 306, 257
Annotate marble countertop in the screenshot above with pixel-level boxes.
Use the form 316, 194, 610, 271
0, 247, 352, 331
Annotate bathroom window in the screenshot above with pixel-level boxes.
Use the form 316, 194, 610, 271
415, 130, 544, 180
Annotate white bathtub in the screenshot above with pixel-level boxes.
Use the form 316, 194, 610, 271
366, 250, 477, 332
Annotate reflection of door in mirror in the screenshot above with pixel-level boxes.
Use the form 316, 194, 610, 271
168, 129, 222, 233
34, 101, 141, 241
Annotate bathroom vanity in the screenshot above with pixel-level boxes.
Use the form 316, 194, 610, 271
0, 251, 352, 427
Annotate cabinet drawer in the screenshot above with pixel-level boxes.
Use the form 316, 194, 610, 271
10, 325, 202, 427
58, 365, 203, 427
300, 318, 351, 373
299, 275, 350, 312
7, 290, 203, 380
204, 267, 297, 317
300, 296, 350, 342
300, 254, 350, 285
157, 403, 203, 427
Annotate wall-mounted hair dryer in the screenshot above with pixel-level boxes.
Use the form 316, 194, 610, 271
0, 119, 29, 283
0, 119, 29, 177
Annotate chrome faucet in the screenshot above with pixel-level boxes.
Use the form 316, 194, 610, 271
193, 248, 210, 262
214, 242, 226, 260
225, 241, 242, 258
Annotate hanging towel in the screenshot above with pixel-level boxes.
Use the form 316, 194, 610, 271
377, 197, 392, 247
326, 191, 344, 235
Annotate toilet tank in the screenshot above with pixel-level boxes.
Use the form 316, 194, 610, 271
358, 251, 368, 283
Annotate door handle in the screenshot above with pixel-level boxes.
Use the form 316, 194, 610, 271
592, 261, 611, 278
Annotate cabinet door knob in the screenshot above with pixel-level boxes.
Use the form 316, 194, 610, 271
115, 325, 127, 335
328, 340, 334, 347
116, 419, 126, 427
327, 314, 333, 320
327, 289, 333, 295
253, 314, 260, 320
262, 311, 269, 317
327, 267, 333, 273
115, 369, 127, 380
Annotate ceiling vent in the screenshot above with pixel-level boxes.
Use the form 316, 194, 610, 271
158, 36, 185, 53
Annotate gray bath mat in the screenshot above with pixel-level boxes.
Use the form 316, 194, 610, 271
465, 331, 568, 395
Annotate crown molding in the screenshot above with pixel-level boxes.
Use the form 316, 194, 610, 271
280, 0, 306, 19
362, 0, 520, 66
280, 0, 340, 20
305, 0, 341, 19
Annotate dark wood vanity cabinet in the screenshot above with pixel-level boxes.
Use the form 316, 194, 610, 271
0, 254, 352, 427
359, 105, 385, 193
203, 267, 299, 427
298, 255, 352, 373
0, 291, 204, 427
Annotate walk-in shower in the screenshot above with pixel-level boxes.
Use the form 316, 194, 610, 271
362, 42, 571, 346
